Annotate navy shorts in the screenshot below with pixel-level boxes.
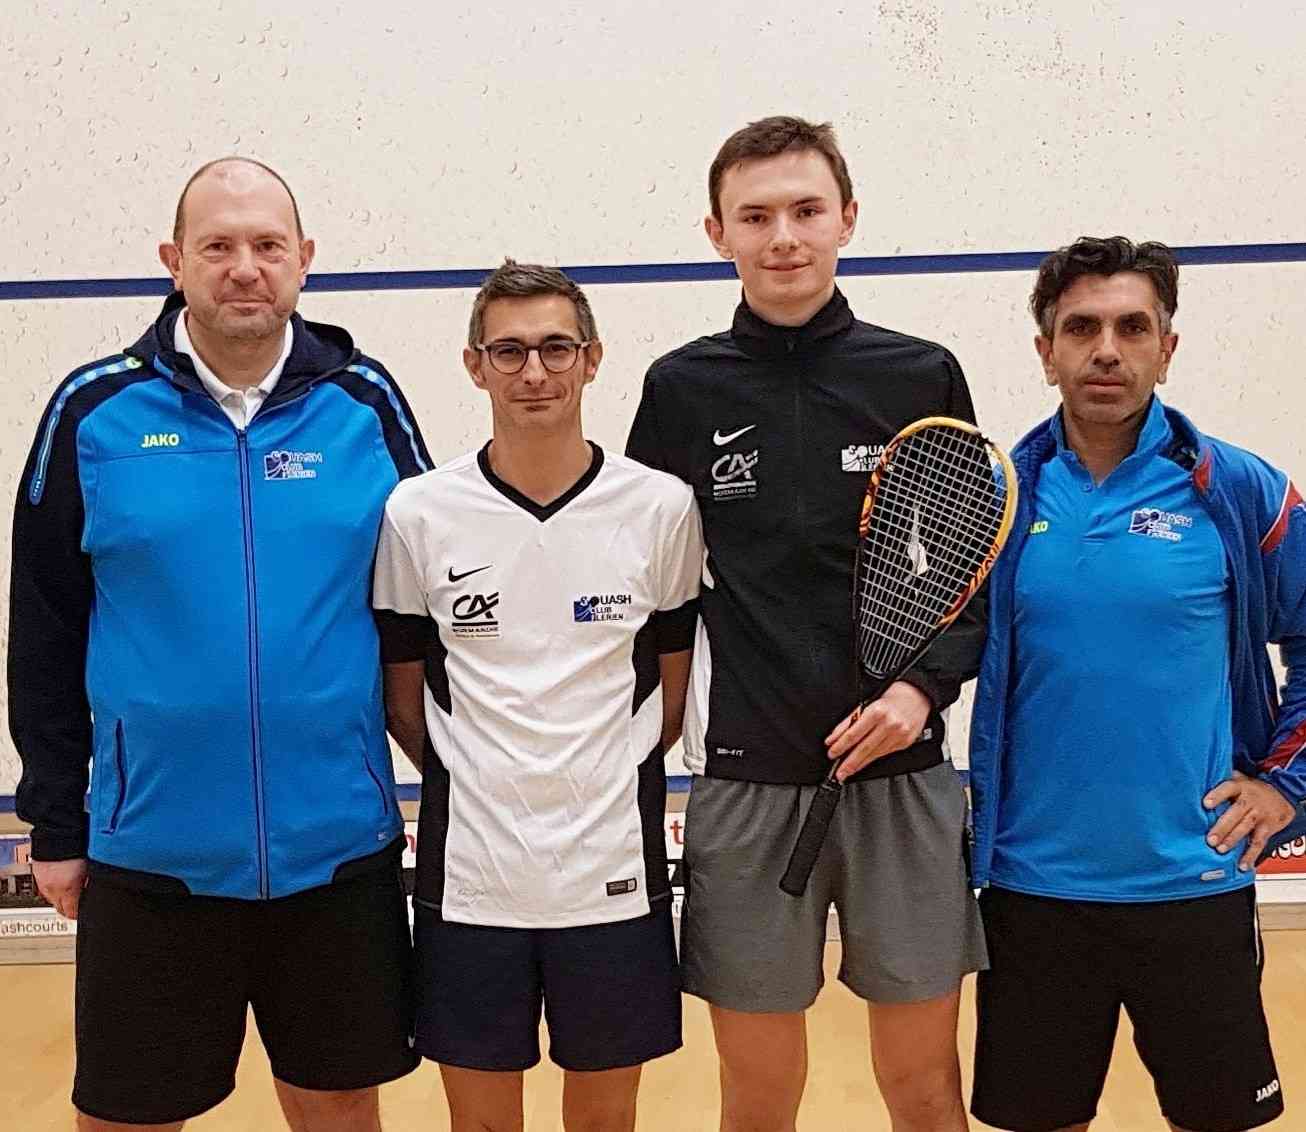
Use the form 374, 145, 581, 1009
413, 897, 681, 1072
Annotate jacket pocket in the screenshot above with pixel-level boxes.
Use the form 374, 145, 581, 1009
361, 744, 391, 817
102, 720, 128, 834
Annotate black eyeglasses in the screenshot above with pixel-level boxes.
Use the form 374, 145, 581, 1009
476, 339, 592, 375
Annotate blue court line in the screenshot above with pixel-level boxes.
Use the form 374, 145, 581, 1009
2, 242, 1304, 301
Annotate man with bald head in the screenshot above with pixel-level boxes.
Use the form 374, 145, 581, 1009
8, 157, 429, 1129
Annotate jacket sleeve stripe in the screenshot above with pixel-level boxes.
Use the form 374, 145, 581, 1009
1265, 718, 1306, 770
29, 357, 142, 505
1260, 481, 1303, 554
1192, 448, 1214, 495
346, 363, 430, 473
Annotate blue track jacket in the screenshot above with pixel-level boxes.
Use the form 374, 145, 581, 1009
8, 294, 431, 899
969, 401, 1306, 889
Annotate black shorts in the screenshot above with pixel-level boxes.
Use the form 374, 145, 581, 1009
972, 885, 1283, 1132
72, 850, 418, 1125
413, 897, 681, 1072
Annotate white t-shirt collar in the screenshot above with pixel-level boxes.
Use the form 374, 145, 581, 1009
173, 309, 294, 409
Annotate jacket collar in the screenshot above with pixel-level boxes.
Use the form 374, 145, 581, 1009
126, 290, 359, 401
1012, 396, 1213, 495
730, 287, 855, 359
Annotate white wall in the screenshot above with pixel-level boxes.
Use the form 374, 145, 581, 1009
2, 0, 1305, 791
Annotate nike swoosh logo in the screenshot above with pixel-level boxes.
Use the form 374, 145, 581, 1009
713, 425, 756, 446
448, 565, 493, 583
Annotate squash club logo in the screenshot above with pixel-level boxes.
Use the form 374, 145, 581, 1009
264, 450, 324, 481
1128, 507, 1192, 542
573, 594, 632, 623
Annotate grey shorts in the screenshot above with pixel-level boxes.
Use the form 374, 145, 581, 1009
679, 762, 987, 1011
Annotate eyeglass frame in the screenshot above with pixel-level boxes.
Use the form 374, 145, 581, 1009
473, 337, 595, 375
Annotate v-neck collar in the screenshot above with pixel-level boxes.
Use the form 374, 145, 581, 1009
477, 441, 605, 522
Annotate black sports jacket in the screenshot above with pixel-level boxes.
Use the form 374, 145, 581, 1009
626, 288, 986, 785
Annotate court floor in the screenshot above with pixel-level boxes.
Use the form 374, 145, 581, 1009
6, 937, 1303, 1130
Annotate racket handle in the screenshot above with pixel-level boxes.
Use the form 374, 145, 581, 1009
779, 772, 844, 897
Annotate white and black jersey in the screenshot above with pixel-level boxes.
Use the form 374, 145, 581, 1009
373, 443, 703, 929
626, 289, 987, 786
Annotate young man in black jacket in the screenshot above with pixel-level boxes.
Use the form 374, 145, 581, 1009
627, 117, 986, 1132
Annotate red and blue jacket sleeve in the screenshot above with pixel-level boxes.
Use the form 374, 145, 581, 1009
1256, 475, 1306, 807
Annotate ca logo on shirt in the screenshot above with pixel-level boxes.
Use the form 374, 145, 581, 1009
711, 450, 759, 500
452, 592, 500, 639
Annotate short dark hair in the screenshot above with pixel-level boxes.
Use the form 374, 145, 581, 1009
467, 259, 599, 348
1031, 236, 1178, 337
172, 157, 304, 245
708, 116, 854, 221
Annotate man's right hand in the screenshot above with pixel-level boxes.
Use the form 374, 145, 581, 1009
32, 858, 88, 920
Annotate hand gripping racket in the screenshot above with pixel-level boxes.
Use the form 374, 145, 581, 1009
779, 417, 1018, 897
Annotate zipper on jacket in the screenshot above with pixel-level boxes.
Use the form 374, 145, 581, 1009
236, 430, 271, 899
973, 474, 1031, 889
362, 750, 390, 815
789, 360, 822, 682
105, 720, 128, 833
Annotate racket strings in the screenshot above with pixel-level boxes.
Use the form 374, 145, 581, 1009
856, 426, 1007, 677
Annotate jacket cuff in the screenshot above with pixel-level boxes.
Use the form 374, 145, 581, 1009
896, 668, 943, 711
30, 819, 89, 862
1260, 770, 1306, 810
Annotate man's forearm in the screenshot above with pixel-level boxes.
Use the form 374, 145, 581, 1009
383, 661, 428, 773
659, 649, 692, 751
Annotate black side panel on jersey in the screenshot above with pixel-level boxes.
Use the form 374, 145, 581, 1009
637, 746, 670, 901
631, 619, 660, 718
414, 740, 451, 907
424, 630, 452, 716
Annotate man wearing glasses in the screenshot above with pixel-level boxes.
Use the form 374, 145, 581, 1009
373, 260, 703, 1132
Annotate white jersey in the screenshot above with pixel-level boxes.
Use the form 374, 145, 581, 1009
373, 443, 703, 929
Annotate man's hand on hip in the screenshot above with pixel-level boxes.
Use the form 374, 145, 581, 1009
824, 681, 931, 782
1204, 771, 1297, 872
32, 858, 88, 919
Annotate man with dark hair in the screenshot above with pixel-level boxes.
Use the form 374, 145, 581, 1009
10, 157, 428, 1129
627, 116, 986, 1131
375, 261, 702, 1132
968, 235, 1306, 1132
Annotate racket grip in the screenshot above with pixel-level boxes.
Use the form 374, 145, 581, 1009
779, 777, 843, 897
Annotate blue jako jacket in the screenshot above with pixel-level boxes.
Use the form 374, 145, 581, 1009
969, 402, 1306, 889
8, 293, 431, 899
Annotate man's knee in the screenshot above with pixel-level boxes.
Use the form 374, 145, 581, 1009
78, 1116, 185, 1132
717, 1047, 804, 1132
562, 1101, 636, 1132
275, 1080, 380, 1131
874, 1063, 965, 1128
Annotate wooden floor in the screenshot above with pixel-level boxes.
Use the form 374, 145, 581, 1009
6, 937, 1304, 1131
